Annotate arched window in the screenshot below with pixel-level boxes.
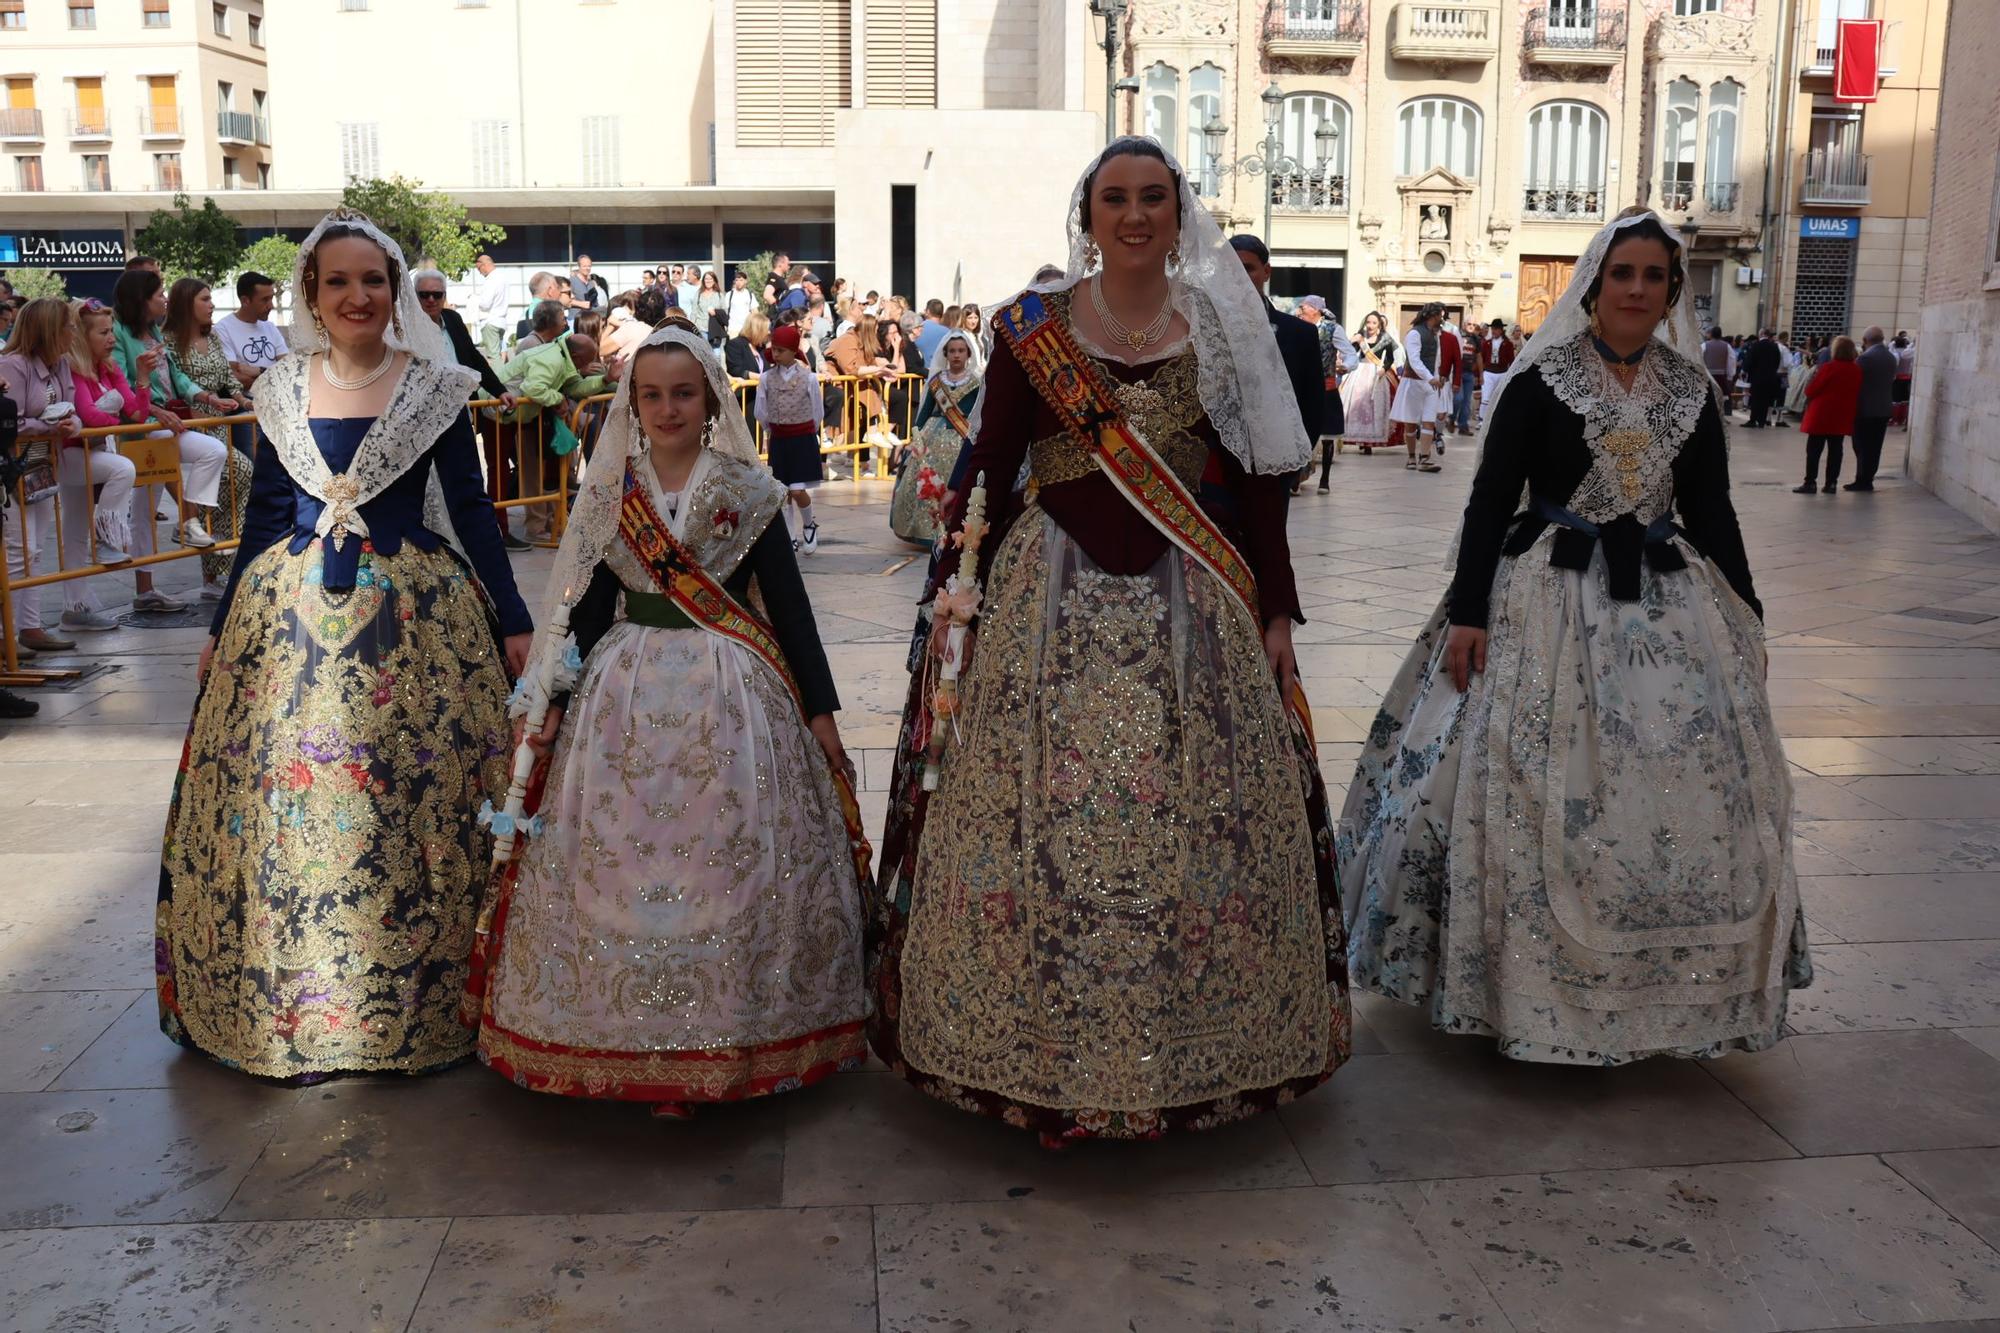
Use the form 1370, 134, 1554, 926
1703, 79, 1741, 211
1523, 100, 1606, 220
1187, 63, 1223, 196
1659, 78, 1699, 210
1396, 96, 1481, 178
1274, 92, 1351, 213
1143, 62, 1178, 150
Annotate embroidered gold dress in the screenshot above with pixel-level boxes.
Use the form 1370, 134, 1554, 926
158, 357, 531, 1082
1339, 333, 1810, 1064
870, 292, 1350, 1140
471, 450, 867, 1105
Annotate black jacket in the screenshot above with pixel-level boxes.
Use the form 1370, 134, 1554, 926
1741, 336, 1783, 385
439, 306, 508, 399
1265, 300, 1326, 446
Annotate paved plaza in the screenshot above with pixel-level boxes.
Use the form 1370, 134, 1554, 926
3, 427, 2000, 1331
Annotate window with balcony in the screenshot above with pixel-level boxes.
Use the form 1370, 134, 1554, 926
82, 152, 110, 191
213, 3, 228, 36
1658, 77, 1698, 211
582, 114, 620, 187
247, 12, 260, 44
15, 155, 43, 191
142, 0, 170, 28
1811, 0, 1868, 69
143, 75, 180, 136
339, 120, 380, 181
1143, 62, 1178, 154
0, 0, 24, 31
1805, 102, 1868, 204
153, 151, 181, 190
68, 1, 96, 30
1397, 96, 1481, 178
1272, 92, 1349, 213
1523, 100, 1605, 220
71, 77, 108, 137
1188, 64, 1223, 196
1, 77, 38, 139
1703, 79, 1741, 212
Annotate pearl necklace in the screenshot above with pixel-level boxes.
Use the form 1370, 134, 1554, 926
1090, 275, 1175, 352
320, 347, 396, 392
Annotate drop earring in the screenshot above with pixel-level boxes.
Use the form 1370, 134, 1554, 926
701, 417, 715, 451
1166, 238, 1183, 274
1083, 237, 1102, 271
310, 306, 326, 339
1587, 302, 1604, 342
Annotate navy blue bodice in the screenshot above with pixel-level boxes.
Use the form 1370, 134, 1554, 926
211, 411, 533, 638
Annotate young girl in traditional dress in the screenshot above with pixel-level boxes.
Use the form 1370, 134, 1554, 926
1339, 311, 1398, 454
755, 322, 826, 553
471, 325, 870, 1118
888, 329, 982, 546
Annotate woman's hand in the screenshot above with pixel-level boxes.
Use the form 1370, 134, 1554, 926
512, 704, 563, 754
808, 713, 856, 786
197, 635, 216, 681
137, 347, 162, 375
503, 632, 533, 678
1263, 618, 1298, 700
154, 407, 184, 433
499, 392, 520, 413
1443, 624, 1487, 693
54, 415, 82, 441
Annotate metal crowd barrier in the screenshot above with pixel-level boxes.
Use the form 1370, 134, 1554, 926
0, 399, 584, 687
725, 371, 926, 480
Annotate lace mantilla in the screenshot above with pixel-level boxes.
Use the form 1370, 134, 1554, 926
1537, 331, 1710, 527
254, 353, 480, 550
605, 450, 785, 593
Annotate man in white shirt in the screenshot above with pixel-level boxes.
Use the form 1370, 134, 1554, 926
724, 272, 755, 338
676, 267, 701, 313
468, 254, 510, 360
217, 270, 287, 389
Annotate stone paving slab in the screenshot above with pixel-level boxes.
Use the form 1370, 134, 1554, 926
2, 431, 1998, 1325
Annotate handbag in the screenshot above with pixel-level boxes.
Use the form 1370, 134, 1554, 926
549, 416, 581, 457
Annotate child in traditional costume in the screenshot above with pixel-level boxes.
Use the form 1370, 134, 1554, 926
470, 325, 870, 1118
889, 329, 983, 546
754, 322, 826, 553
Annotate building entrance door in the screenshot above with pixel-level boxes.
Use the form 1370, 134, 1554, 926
1518, 256, 1578, 332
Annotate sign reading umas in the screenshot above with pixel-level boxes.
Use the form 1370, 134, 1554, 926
1799, 216, 1861, 240
0, 231, 127, 268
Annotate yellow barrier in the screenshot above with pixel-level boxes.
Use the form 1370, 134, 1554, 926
0, 397, 593, 686
725, 371, 926, 480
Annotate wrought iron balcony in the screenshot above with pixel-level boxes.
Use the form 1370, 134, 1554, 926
1387, 3, 1496, 64
1802, 148, 1869, 205
1657, 177, 1695, 212
1264, 0, 1366, 58
1522, 182, 1604, 221
217, 109, 257, 143
1271, 170, 1349, 214
1523, 4, 1626, 66
0, 107, 43, 139
138, 106, 184, 137
1703, 180, 1741, 213
67, 109, 111, 139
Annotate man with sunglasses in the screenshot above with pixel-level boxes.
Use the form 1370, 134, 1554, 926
413, 270, 509, 403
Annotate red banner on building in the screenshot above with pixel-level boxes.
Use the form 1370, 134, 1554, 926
1835, 18, 1884, 104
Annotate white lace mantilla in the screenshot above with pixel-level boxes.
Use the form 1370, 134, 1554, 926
1536, 331, 1711, 529
254, 353, 480, 550
605, 450, 786, 594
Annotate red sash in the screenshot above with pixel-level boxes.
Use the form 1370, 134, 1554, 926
616, 472, 874, 887
937, 386, 974, 441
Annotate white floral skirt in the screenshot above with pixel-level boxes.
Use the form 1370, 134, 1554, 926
475, 619, 867, 1101
1337, 532, 1811, 1064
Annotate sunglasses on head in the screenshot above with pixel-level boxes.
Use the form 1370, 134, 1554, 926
416, 289, 446, 300
80, 297, 109, 312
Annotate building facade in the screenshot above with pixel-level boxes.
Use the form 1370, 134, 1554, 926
2, 0, 1097, 314
1907, 0, 2000, 532
1099, 0, 1941, 340
0, 0, 269, 197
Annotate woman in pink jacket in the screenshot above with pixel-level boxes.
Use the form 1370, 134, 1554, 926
69, 299, 177, 613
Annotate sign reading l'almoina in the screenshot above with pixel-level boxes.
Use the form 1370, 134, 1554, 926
0, 232, 127, 268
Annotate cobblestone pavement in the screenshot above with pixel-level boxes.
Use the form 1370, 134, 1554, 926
4, 426, 2000, 1331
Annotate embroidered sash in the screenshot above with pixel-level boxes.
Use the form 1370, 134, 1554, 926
993, 291, 1260, 624
615, 469, 873, 887
936, 384, 975, 441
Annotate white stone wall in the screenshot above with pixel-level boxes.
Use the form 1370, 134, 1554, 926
1909, 2, 2000, 534
938, 0, 1038, 110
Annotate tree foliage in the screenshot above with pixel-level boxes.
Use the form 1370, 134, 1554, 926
135, 193, 241, 284
235, 234, 300, 291
739, 251, 778, 309
0, 268, 68, 302
339, 175, 505, 279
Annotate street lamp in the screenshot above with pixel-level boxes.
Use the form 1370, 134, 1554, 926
1200, 82, 1338, 239
1090, 0, 1130, 147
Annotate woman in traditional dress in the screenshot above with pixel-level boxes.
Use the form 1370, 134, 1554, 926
1339, 209, 1809, 1065
470, 325, 870, 1118
888, 329, 983, 546
157, 209, 534, 1082
1339, 311, 1398, 454
869, 137, 1350, 1145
